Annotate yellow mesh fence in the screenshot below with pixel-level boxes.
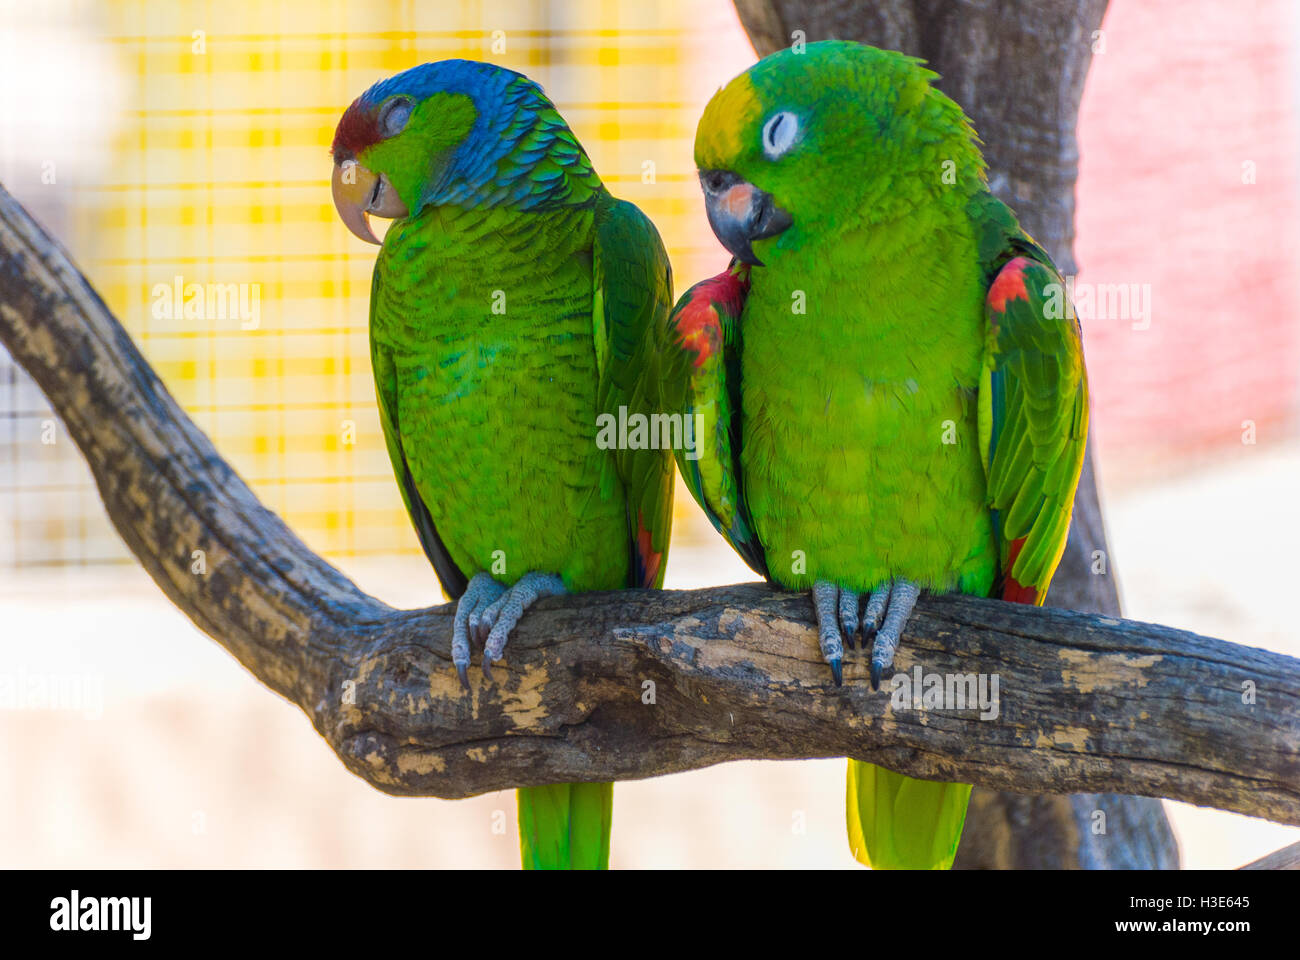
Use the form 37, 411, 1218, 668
0, 0, 751, 566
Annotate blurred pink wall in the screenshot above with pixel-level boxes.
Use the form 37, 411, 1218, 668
1076, 0, 1300, 473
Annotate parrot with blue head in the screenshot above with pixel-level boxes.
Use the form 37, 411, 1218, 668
330, 59, 675, 870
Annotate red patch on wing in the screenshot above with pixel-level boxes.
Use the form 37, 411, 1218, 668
988, 257, 1033, 313
1001, 536, 1040, 604
676, 298, 723, 367
635, 513, 663, 588
331, 97, 381, 160
675, 266, 749, 367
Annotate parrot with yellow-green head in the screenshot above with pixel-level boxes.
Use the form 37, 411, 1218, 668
658, 40, 1089, 869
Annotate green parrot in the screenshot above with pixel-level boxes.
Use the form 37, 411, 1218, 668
657, 41, 1089, 869
330, 60, 674, 870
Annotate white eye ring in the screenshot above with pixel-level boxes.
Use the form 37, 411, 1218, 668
761, 111, 799, 159
380, 97, 413, 138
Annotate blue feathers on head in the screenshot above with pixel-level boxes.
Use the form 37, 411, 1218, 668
352, 60, 594, 212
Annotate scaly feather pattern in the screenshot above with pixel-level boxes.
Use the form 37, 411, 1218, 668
663, 41, 1089, 869
353, 61, 672, 869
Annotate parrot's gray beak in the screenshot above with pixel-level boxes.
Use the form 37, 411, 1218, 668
332, 159, 408, 245
699, 169, 792, 266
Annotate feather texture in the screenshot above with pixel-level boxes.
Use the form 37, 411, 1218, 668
664, 41, 1090, 869
356, 62, 672, 869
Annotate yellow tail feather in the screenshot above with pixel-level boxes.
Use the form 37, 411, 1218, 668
846, 760, 972, 869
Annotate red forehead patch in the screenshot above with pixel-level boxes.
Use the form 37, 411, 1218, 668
331, 97, 381, 160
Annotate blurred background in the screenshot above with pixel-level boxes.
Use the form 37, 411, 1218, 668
1, 0, 1297, 868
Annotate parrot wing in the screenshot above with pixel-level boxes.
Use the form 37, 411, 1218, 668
655, 261, 768, 579
371, 308, 469, 601
848, 200, 1089, 873
592, 192, 677, 589
978, 252, 1090, 604
516, 194, 674, 873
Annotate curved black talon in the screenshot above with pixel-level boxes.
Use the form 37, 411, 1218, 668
830, 657, 843, 687
457, 663, 470, 691
869, 659, 884, 691
482, 660, 496, 685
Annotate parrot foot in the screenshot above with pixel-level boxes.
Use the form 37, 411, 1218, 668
452, 573, 506, 691
862, 585, 890, 637
476, 571, 567, 684
867, 580, 921, 691
838, 586, 860, 651
812, 581, 850, 686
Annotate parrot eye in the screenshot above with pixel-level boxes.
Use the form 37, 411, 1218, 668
761, 111, 799, 160
379, 96, 414, 138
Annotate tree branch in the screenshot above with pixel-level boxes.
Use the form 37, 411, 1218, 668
2, 184, 1297, 827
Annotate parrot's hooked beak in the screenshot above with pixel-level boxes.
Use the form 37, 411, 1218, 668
331, 159, 409, 245
699, 169, 792, 266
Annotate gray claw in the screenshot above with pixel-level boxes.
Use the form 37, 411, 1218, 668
452, 573, 506, 691
869, 580, 920, 690
474, 589, 508, 645
863, 584, 890, 638
812, 581, 846, 682
838, 588, 860, 650
481, 572, 567, 675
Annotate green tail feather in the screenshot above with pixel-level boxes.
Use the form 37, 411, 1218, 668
846, 760, 971, 870
517, 782, 613, 870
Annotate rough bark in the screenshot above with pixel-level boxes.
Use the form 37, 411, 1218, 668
729, 0, 1181, 867
2, 183, 1298, 833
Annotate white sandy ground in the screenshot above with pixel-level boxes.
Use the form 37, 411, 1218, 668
0, 445, 1297, 868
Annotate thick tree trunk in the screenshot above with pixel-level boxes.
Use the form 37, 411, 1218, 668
731, 0, 1179, 868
